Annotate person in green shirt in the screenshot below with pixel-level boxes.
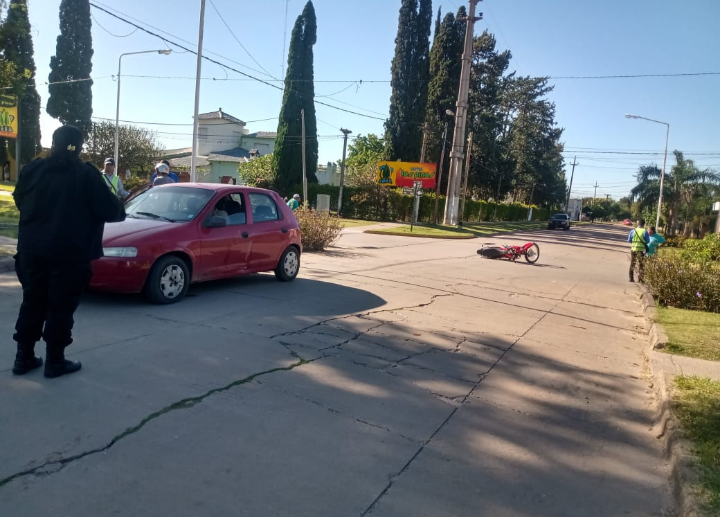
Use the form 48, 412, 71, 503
287, 193, 300, 211
647, 226, 666, 257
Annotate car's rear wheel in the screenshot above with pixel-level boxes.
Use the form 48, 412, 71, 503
275, 246, 300, 282
525, 243, 540, 264
145, 255, 190, 304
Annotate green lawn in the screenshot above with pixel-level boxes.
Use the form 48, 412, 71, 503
339, 218, 376, 228
365, 221, 551, 239
0, 196, 19, 223
0, 182, 15, 193
673, 376, 720, 512
655, 307, 720, 361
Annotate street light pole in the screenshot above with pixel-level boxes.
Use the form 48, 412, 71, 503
114, 49, 172, 172
191, 0, 207, 183
625, 113, 670, 231
434, 111, 453, 225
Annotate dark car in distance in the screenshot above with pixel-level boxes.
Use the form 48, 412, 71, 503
548, 213, 571, 231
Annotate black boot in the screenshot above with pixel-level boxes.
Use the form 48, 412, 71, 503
44, 348, 82, 379
12, 343, 43, 375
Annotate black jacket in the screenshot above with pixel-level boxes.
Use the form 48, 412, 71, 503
13, 158, 126, 262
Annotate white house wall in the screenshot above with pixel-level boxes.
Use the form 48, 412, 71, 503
198, 120, 246, 155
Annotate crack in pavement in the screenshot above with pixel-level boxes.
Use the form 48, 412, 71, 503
256, 380, 421, 445
0, 358, 310, 489
360, 281, 578, 516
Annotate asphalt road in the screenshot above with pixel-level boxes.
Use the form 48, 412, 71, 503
0, 224, 674, 516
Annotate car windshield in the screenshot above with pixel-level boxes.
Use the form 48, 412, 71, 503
552, 214, 569, 219
125, 187, 214, 223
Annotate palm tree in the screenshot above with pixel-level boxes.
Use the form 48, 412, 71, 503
630, 150, 720, 235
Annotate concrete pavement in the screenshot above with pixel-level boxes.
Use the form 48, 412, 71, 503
0, 225, 674, 516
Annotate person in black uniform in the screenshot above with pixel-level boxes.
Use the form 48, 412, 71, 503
11, 125, 126, 378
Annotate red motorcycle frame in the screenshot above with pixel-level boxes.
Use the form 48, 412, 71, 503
477, 242, 540, 264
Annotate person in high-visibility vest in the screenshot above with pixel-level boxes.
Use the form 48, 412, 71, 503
101, 158, 130, 199
627, 218, 650, 282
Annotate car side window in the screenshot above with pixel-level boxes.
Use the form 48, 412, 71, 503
249, 193, 280, 222
212, 193, 247, 226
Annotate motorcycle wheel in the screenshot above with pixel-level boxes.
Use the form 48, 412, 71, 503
524, 243, 540, 264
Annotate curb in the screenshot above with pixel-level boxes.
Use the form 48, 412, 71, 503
639, 284, 707, 516
363, 229, 475, 239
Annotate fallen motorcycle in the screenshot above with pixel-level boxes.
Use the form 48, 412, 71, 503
477, 242, 540, 264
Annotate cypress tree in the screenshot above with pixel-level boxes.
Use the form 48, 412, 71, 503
424, 8, 465, 165
273, 0, 318, 194
384, 0, 433, 162
47, 0, 93, 137
0, 0, 41, 164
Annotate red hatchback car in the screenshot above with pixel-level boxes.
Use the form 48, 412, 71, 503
91, 183, 302, 304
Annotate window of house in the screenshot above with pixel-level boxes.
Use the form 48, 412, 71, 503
249, 193, 280, 222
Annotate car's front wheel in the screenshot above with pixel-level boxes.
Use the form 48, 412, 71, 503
145, 255, 190, 304
275, 246, 300, 282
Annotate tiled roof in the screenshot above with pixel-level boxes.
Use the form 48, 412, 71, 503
198, 109, 245, 126
168, 155, 210, 168
207, 147, 252, 163
245, 131, 277, 139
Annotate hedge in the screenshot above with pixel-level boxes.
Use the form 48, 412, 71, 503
292, 184, 550, 223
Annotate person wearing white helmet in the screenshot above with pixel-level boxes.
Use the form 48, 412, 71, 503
153, 163, 174, 186
287, 193, 300, 211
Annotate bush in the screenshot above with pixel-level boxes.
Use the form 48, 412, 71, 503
681, 233, 720, 264
123, 175, 148, 191
645, 255, 720, 313
294, 207, 342, 251
664, 235, 688, 248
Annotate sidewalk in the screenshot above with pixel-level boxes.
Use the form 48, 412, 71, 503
0, 236, 16, 272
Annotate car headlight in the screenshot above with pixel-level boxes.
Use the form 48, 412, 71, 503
103, 247, 138, 258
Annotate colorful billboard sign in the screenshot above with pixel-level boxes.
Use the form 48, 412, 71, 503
377, 161, 437, 188
0, 96, 18, 139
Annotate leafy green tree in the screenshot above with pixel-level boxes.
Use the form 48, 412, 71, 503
345, 133, 385, 170
238, 154, 275, 187
84, 121, 163, 172
631, 152, 720, 234
0, 0, 41, 165
47, 0, 93, 136
384, 0, 433, 162
273, 1, 317, 194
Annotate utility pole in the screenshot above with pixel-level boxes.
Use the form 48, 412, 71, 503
593, 181, 599, 202
301, 109, 307, 206
337, 128, 351, 216
190, 0, 207, 182
458, 131, 473, 227
420, 122, 429, 163
433, 121, 449, 225
606, 194, 611, 201
527, 182, 536, 221
443, 0, 482, 225
565, 156, 577, 211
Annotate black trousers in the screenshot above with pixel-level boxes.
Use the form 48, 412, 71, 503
13, 253, 91, 358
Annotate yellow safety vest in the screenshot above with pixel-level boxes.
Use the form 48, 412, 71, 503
102, 173, 119, 194
631, 227, 647, 252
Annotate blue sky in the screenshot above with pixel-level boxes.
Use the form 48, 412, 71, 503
28, 0, 720, 199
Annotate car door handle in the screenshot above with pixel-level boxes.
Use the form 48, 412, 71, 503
281, 228, 288, 234
242, 232, 249, 238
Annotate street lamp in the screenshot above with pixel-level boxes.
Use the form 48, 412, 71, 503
114, 49, 172, 172
624, 113, 670, 230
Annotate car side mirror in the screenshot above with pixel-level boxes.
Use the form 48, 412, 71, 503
204, 216, 227, 228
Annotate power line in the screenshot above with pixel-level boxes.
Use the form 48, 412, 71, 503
92, 13, 138, 37
552, 71, 720, 80
89, 2, 386, 122
208, 0, 277, 80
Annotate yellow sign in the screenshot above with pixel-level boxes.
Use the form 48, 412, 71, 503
0, 96, 18, 139
376, 161, 437, 187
